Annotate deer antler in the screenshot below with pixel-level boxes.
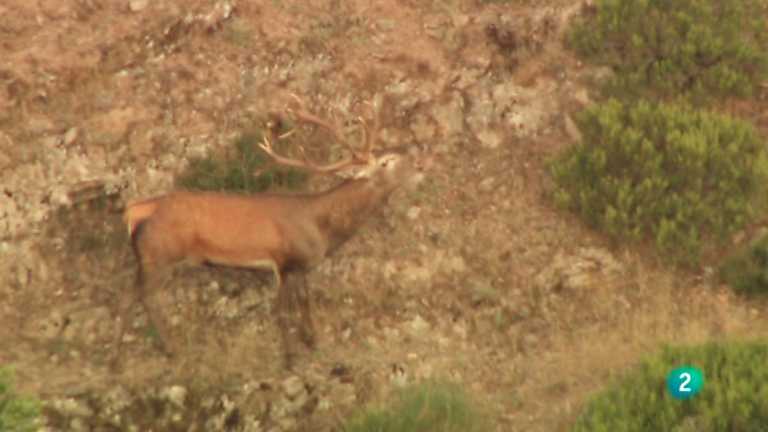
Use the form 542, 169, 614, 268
258, 94, 377, 175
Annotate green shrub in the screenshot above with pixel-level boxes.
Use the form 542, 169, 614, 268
176, 131, 307, 193
720, 233, 768, 297
568, 0, 768, 104
550, 99, 768, 265
0, 367, 40, 432
573, 341, 768, 431
342, 380, 491, 432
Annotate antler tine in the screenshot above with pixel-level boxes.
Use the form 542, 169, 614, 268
287, 93, 360, 158
259, 132, 361, 174
256, 95, 373, 175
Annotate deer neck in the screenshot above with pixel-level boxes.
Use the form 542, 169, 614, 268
308, 178, 396, 250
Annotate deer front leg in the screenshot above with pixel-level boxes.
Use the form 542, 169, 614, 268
266, 262, 301, 369
293, 272, 316, 349
275, 272, 298, 369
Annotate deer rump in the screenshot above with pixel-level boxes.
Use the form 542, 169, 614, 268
124, 196, 162, 236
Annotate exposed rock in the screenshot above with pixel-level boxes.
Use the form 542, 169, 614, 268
50, 397, 94, 418
407, 314, 431, 335
27, 114, 56, 134
160, 385, 188, 409
88, 106, 140, 146
432, 91, 465, 137
128, 0, 149, 12
563, 114, 582, 142
479, 176, 495, 192
410, 113, 436, 142
281, 376, 305, 400
465, 88, 495, 139
401, 264, 433, 285
534, 247, 624, 293
475, 129, 502, 149
440, 253, 467, 274
129, 128, 156, 158
15, 264, 30, 288
63, 127, 79, 146
406, 206, 421, 220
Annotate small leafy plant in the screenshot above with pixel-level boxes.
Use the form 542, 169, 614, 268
176, 131, 307, 193
0, 367, 40, 432
573, 342, 768, 431
342, 380, 491, 432
550, 99, 768, 265
568, 0, 768, 104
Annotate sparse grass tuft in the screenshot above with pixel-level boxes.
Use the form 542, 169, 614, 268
573, 341, 768, 431
0, 366, 40, 432
342, 380, 491, 432
176, 130, 308, 194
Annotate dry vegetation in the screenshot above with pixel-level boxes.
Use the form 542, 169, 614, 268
2, 0, 768, 431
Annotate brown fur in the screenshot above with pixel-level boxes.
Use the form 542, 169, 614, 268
112, 148, 430, 369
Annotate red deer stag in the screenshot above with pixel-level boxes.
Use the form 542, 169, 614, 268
113, 95, 432, 368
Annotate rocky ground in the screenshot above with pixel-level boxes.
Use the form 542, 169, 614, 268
2, 1, 768, 431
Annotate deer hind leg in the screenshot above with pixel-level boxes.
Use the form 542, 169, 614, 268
113, 260, 176, 364
112, 221, 150, 368
122, 219, 180, 361
138, 264, 177, 358
111, 267, 141, 368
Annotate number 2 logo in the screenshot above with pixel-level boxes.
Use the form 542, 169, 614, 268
678, 372, 691, 392
667, 367, 704, 400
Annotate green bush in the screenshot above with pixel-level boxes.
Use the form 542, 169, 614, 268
720, 233, 768, 297
176, 131, 307, 193
342, 380, 491, 432
573, 341, 768, 431
568, 0, 768, 104
550, 99, 768, 265
0, 367, 40, 432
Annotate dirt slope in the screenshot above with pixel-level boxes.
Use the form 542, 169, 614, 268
2, 1, 768, 431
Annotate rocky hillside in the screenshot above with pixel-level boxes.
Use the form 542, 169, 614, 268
2, 1, 767, 431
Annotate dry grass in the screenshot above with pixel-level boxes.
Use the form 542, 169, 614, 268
3, 0, 768, 431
